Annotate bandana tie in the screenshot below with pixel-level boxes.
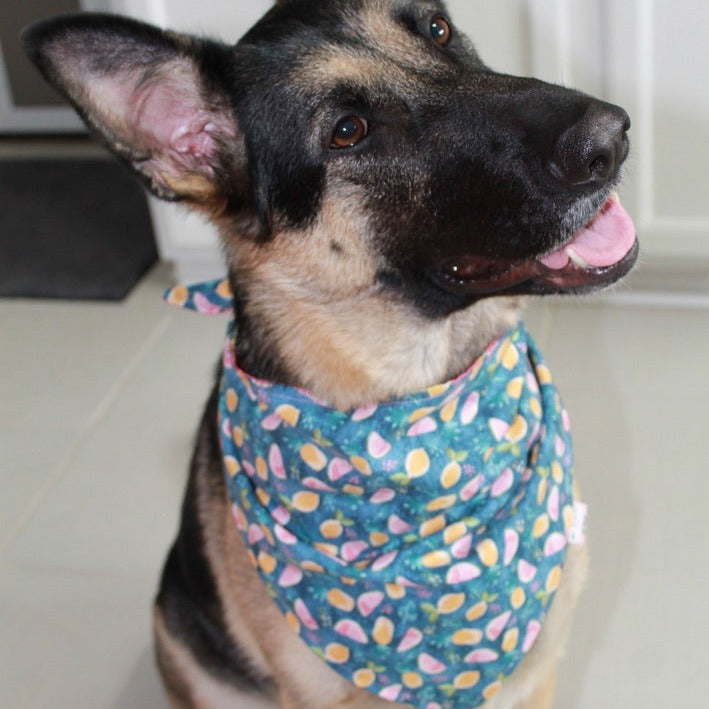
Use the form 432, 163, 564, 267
166, 280, 581, 709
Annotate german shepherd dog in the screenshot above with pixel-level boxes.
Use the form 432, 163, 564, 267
25, 1, 637, 707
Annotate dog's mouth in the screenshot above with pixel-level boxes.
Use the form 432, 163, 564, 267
433, 194, 638, 296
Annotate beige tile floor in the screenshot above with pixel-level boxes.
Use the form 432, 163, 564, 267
1, 264, 708, 708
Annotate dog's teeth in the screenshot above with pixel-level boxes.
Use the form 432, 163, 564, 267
566, 247, 589, 270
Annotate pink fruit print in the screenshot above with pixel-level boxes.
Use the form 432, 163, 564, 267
327, 458, 353, 481
303, 477, 335, 492
367, 431, 392, 458
268, 444, 287, 479
491, 468, 514, 497
460, 474, 484, 502
341, 541, 368, 562
408, 416, 438, 437
544, 532, 567, 557
370, 488, 396, 504
451, 533, 473, 559
247, 524, 265, 544
464, 648, 499, 664
547, 485, 560, 521
485, 610, 511, 641
352, 403, 377, 421
193, 291, 221, 315
555, 434, 566, 456
388, 515, 413, 534
261, 412, 283, 431
517, 559, 537, 583
489, 418, 510, 442
278, 564, 303, 587
446, 562, 481, 584
522, 620, 542, 653
418, 653, 447, 675
371, 550, 398, 572
378, 685, 402, 702
460, 391, 479, 425
294, 598, 319, 630
357, 591, 384, 617
397, 627, 423, 652
335, 619, 368, 644
271, 505, 290, 526
503, 528, 519, 566
274, 524, 297, 545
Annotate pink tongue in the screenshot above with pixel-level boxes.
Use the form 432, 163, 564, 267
539, 196, 636, 270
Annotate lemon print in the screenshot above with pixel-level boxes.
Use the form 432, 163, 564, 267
552, 460, 564, 484
373, 616, 395, 645
300, 443, 327, 471
506, 377, 524, 399
402, 672, 424, 689
440, 397, 458, 423
292, 491, 320, 513
440, 460, 462, 489
546, 565, 562, 593
437, 593, 466, 614
422, 550, 452, 568
255, 487, 271, 507
420, 514, 446, 538
255, 456, 268, 480
320, 519, 343, 539
443, 521, 467, 545
224, 456, 240, 477
166, 285, 188, 306
483, 680, 503, 700
275, 404, 300, 427
426, 494, 456, 512
285, 611, 300, 633
506, 414, 528, 443
563, 505, 575, 536
226, 388, 239, 412
501, 342, 520, 369
476, 538, 499, 567
215, 279, 232, 299
385, 583, 406, 600
454, 671, 481, 690
510, 586, 526, 610
466, 601, 488, 621
232, 426, 244, 447
536, 363, 553, 384
343, 484, 364, 496
406, 448, 431, 478
537, 477, 548, 506
502, 627, 519, 653
350, 456, 372, 475
427, 383, 449, 397
257, 551, 277, 574
327, 588, 355, 612
370, 531, 389, 547
353, 668, 376, 689
325, 643, 350, 664
408, 406, 435, 423
452, 628, 483, 645
314, 542, 338, 557
533, 513, 550, 538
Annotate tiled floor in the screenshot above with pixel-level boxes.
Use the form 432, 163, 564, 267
1, 265, 708, 708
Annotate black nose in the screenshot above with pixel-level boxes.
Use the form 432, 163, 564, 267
546, 102, 630, 188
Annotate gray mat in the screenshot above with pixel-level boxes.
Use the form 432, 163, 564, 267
0, 158, 157, 300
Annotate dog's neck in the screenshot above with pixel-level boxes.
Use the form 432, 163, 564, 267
229, 260, 522, 411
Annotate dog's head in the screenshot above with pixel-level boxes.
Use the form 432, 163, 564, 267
24, 0, 637, 314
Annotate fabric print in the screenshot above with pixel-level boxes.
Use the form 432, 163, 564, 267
165, 280, 581, 709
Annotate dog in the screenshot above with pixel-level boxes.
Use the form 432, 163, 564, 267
24, 2, 638, 707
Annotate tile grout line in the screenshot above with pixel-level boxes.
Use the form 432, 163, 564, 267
0, 314, 174, 563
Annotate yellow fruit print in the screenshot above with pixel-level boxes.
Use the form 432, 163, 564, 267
422, 550, 452, 568
226, 388, 239, 412
506, 414, 528, 443
292, 490, 320, 513
385, 583, 406, 599
327, 588, 355, 612
224, 456, 240, 477
255, 487, 271, 507
426, 495, 457, 512
285, 611, 300, 633
373, 616, 395, 645
443, 521, 467, 545
510, 586, 526, 610
257, 551, 277, 574
533, 513, 550, 538
537, 476, 548, 506
166, 284, 188, 306
440, 397, 458, 423
275, 404, 300, 427
466, 601, 488, 621
232, 426, 244, 447
476, 538, 499, 567
353, 668, 375, 688
483, 680, 503, 700
500, 340, 520, 369
536, 363, 553, 384
546, 565, 562, 593
370, 531, 389, 547
452, 628, 483, 645
300, 443, 327, 471
502, 627, 519, 653
420, 514, 446, 538
440, 460, 462, 489
529, 396, 543, 419
402, 672, 424, 689
552, 460, 565, 484
454, 671, 481, 689
437, 593, 466, 614
506, 377, 524, 399
325, 643, 350, 664
350, 456, 372, 475
320, 519, 344, 539
406, 448, 431, 478
409, 406, 435, 423
255, 456, 268, 480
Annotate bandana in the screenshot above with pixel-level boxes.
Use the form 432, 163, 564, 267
166, 279, 582, 709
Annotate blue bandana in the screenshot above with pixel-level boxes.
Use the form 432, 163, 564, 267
166, 279, 580, 709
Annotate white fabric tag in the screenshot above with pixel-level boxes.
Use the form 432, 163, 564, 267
568, 501, 588, 546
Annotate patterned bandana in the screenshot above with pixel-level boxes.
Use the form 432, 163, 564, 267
166, 279, 581, 709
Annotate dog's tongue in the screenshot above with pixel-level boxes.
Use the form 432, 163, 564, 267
539, 195, 636, 270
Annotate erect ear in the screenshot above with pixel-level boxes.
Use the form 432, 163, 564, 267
23, 13, 242, 206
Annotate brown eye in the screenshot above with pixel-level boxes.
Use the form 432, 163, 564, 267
430, 16, 452, 45
331, 116, 368, 148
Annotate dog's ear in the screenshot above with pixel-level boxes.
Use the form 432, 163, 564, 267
23, 14, 242, 206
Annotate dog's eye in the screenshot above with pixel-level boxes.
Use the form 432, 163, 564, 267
331, 116, 368, 148
430, 16, 452, 45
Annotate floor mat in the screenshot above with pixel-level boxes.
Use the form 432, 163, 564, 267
0, 158, 158, 300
